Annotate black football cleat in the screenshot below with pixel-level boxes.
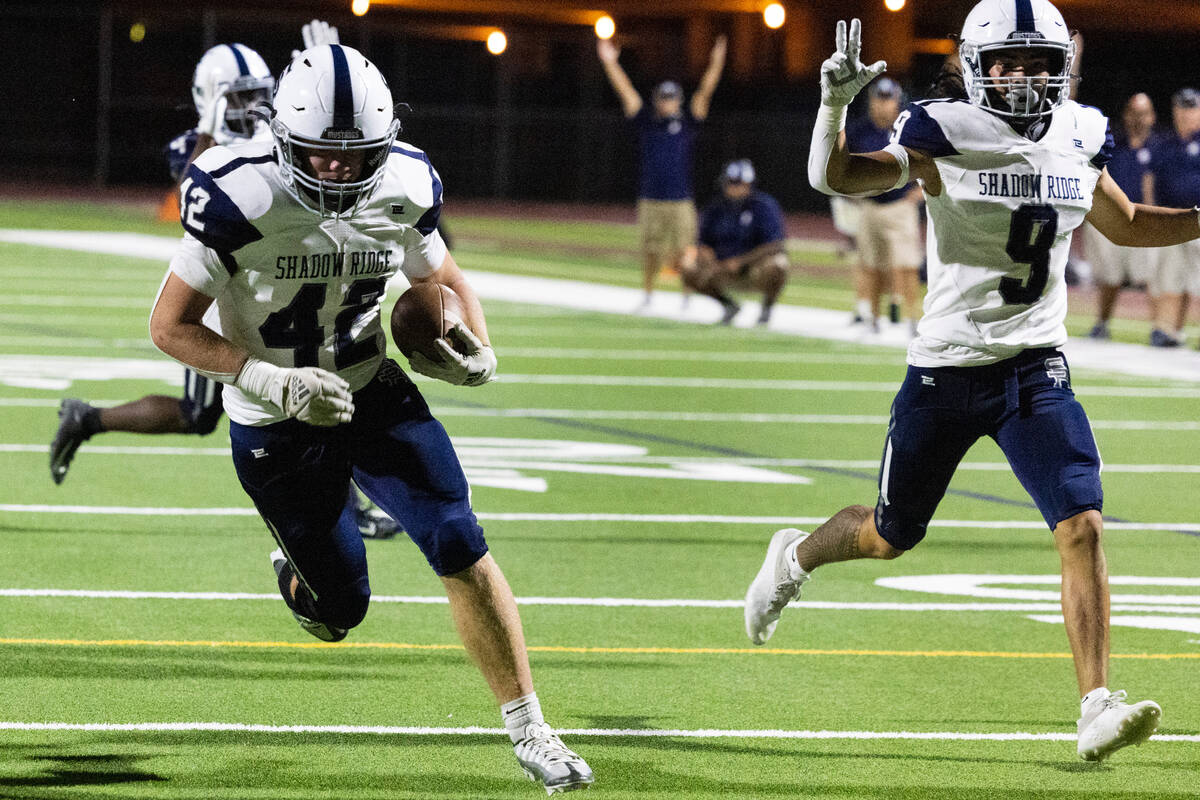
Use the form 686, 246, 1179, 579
50, 399, 97, 485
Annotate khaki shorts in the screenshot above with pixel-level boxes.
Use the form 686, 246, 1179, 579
1083, 222, 1155, 287
638, 198, 697, 259
856, 199, 921, 270
1149, 239, 1200, 296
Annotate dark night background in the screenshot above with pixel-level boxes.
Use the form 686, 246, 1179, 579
4, 0, 1200, 212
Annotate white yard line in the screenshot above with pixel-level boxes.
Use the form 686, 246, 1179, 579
5, 228, 1200, 383
0, 720, 1195, 742
2, 504, 1199, 532
0, 587, 1197, 615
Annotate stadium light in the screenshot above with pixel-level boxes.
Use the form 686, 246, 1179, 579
129, 22, 146, 43
763, 3, 786, 29
351, 0, 370, 16
487, 30, 508, 55
594, 15, 616, 40
884, 0, 907, 11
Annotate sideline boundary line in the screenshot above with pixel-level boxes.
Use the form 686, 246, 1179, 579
0, 720, 1196, 742
1, 637, 1197, 660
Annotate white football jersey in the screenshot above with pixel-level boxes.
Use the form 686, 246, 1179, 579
167, 139, 448, 425
892, 98, 1113, 366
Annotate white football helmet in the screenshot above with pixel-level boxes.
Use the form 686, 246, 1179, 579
959, 0, 1075, 121
192, 44, 275, 143
268, 44, 401, 217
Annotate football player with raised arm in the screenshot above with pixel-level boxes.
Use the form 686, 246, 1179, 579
745, 0, 1200, 762
49, 25, 399, 539
147, 44, 592, 792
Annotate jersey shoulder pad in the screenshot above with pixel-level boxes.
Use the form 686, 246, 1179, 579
892, 99, 963, 158
386, 141, 443, 236
181, 143, 275, 253
1066, 102, 1116, 169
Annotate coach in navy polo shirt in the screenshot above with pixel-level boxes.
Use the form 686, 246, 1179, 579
681, 159, 789, 326
844, 77, 922, 336
598, 35, 727, 309
1083, 93, 1161, 341
1145, 87, 1200, 347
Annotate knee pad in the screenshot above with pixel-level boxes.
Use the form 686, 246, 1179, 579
874, 502, 926, 552
313, 576, 371, 630
424, 515, 489, 577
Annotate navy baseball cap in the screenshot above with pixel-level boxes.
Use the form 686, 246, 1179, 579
653, 80, 682, 100
721, 159, 756, 185
869, 77, 901, 99
1173, 87, 1200, 108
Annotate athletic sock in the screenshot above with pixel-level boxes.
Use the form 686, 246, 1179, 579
81, 405, 104, 437
784, 541, 810, 581
501, 692, 544, 744
855, 299, 872, 320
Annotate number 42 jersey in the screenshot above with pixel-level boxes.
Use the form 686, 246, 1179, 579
166, 139, 448, 426
891, 98, 1114, 367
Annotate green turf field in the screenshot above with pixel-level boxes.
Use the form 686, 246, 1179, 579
0, 200, 1197, 799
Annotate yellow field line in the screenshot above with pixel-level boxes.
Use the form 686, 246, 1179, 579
0, 637, 1197, 660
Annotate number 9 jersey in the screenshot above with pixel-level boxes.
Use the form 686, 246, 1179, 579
167, 138, 447, 426
891, 97, 1114, 366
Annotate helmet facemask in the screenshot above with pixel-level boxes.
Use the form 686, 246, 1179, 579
961, 37, 1074, 121
271, 115, 400, 217
221, 76, 275, 137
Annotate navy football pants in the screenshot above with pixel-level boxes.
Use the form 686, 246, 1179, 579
874, 348, 1103, 550
229, 360, 488, 629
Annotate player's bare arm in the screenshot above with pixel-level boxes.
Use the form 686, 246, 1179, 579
150, 273, 247, 378
690, 35, 727, 121
1086, 168, 1200, 247
596, 38, 642, 118
807, 19, 942, 199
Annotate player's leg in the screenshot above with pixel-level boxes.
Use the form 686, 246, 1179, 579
637, 199, 663, 306
230, 418, 368, 641
671, 201, 699, 309
1150, 244, 1185, 346
349, 360, 591, 791
681, 247, 740, 323
49, 370, 222, 484
993, 351, 1160, 760
745, 365, 979, 644
748, 252, 789, 325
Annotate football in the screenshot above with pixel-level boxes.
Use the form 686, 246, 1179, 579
390, 282, 464, 360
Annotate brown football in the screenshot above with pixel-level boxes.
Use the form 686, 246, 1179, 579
390, 282, 464, 360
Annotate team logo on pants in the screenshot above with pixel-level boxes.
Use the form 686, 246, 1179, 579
1044, 357, 1069, 388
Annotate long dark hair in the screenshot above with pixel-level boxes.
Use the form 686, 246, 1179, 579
927, 35, 967, 100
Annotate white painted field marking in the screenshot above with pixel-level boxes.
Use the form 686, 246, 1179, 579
7, 228, 1200, 383
500, 347, 907, 365
0, 721, 1195, 742
2, 587, 1197, 615
3, 505, 1200, 532
879, 575, 1200, 637
0, 336, 156, 350
0, 295, 152, 309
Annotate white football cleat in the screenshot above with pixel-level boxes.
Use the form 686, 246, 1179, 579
513, 722, 593, 794
744, 528, 810, 645
1077, 689, 1161, 762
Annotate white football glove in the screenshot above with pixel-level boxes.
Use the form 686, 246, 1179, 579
820, 19, 887, 108
235, 357, 354, 426
292, 19, 340, 60
406, 321, 497, 387
197, 93, 227, 139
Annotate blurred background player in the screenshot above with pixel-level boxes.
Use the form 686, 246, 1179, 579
50, 26, 399, 540
1144, 87, 1200, 347
1083, 93, 1160, 340
681, 159, 789, 325
597, 33, 726, 310
844, 77, 922, 336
